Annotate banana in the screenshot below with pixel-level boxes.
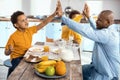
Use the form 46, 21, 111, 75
34, 60, 56, 73
39, 65, 49, 69
36, 67, 47, 73
38, 60, 56, 66
35, 65, 49, 73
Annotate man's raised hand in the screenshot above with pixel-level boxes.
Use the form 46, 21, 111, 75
83, 3, 90, 19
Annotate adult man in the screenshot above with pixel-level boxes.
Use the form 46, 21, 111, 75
57, 1, 120, 80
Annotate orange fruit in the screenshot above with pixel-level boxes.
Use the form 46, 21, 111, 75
43, 45, 49, 52
55, 61, 65, 67
55, 61, 66, 76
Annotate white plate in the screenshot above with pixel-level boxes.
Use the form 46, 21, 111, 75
29, 46, 43, 52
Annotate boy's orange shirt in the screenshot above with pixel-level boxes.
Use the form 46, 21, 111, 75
62, 25, 82, 44
5, 26, 37, 60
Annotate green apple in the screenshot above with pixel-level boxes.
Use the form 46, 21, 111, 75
45, 66, 55, 76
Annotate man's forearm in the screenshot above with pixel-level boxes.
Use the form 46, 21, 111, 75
88, 17, 97, 29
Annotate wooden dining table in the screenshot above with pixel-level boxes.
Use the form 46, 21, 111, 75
7, 42, 83, 80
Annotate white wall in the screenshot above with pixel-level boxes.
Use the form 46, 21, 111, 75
59, 0, 120, 19
0, 0, 22, 17
102, 0, 120, 19
22, 0, 31, 15
30, 0, 52, 15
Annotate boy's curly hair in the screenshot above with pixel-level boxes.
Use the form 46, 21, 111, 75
11, 11, 24, 28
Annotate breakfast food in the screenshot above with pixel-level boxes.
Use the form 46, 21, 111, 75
45, 66, 55, 76
43, 45, 49, 52
41, 56, 48, 61
38, 60, 56, 66
34, 60, 67, 76
35, 64, 49, 73
24, 55, 41, 62
34, 60, 56, 73
55, 61, 66, 76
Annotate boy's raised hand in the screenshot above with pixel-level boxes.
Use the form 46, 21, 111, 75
83, 3, 90, 19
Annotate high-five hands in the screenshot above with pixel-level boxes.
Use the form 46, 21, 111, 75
83, 3, 90, 19
55, 1, 90, 19
56, 0, 63, 17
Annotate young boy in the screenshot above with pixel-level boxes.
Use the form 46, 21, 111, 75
57, 1, 119, 80
61, 10, 82, 44
5, 3, 59, 77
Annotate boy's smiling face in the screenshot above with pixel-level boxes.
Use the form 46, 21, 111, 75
15, 14, 28, 30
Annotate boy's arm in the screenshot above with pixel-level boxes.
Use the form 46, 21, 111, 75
36, 0, 60, 31
36, 12, 56, 31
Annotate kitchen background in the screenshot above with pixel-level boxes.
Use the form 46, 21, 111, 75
0, 0, 120, 19
0, 0, 120, 79
0, 0, 120, 49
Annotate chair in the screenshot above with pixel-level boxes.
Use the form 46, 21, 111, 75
3, 59, 12, 67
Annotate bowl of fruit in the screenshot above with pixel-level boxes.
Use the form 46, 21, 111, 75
34, 60, 67, 79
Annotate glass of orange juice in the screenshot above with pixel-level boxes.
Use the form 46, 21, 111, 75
43, 45, 49, 52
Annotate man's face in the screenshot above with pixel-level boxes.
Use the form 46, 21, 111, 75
96, 13, 108, 29
15, 14, 28, 29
